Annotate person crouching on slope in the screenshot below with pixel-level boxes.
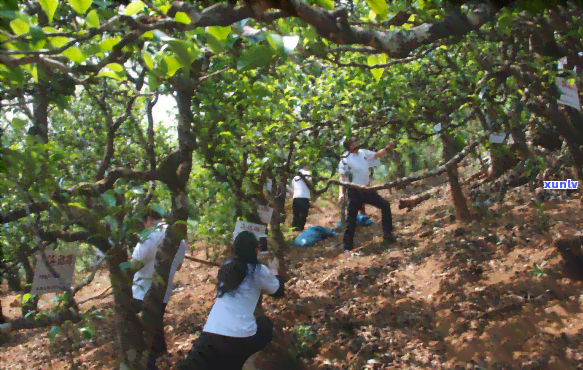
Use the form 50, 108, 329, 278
176, 230, 284, 370
338, 137, 397, 255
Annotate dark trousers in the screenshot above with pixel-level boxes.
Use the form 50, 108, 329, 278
291, 198, 310, 231
177, 316, 274, 370
343, 188, 393, 251
134, 298, 169, 370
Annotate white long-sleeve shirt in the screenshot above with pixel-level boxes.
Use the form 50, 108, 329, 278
131, 222, 187, 303
203, 264, 279, 338
292, 169, 311, 199
338, 149, 381, 186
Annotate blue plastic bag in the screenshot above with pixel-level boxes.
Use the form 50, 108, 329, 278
294, 226, 338, 248
337, 214, 374, 228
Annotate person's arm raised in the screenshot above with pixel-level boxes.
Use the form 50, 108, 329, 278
372, 141, 396, 160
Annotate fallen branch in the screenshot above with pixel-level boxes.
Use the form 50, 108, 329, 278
72, 255, 108, 295
78, 287, 113, 305
398, 192, 433, 210
0, 307, 81, 334
184, 255, 221, 267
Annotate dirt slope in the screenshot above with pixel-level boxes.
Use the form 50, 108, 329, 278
2, 170, 583, 370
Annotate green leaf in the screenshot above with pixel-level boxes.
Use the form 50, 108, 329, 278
49, 152, 65, 162
97, 71, 125, 81
11, 118, 27, 131
86, 9, 99, 28
22, 293, 32, 303
9, 19, 29, 35
124, 0, 145, 16
142, 52, 154, 70
365, 0, 388, 18
371, 68, 384, 82
47, 36, 70, 48
118, 261, 134, 272
378, 53, 387, 64
314, 0, 334, 10
79, 326, 96, 339
68, 202, 88, 210
237, 45, 275, 72
99, 37, 121, 52
174, 11, 191, 24
105, 63, 124, 72
367, 55, 379, 67
164, 56, 181, 76
207, 26, 231, 41
38, 0, 59, 25
206, 33, 224, 54
62, 47, 87, 63
101, 193, 116, 207
170, 40, 200, 69
150, 204, 165, 216
48, 325, 61, 342
67, 0, 92, 14
29, 26, 46, 42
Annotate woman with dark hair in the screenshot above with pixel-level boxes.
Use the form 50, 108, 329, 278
176, 231, 284, 370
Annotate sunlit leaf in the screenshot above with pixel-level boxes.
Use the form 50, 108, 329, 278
314, 0, 334, 10
38, 0, 59, 25
67, 0, 92, 14
174, 11, 191, 24
62, 47, 87, 63
207, 26, 231, 41
105, 63, 124, 72
124, 1, 145, 16
86, 9, 99, 28
365, 0, 388, 18
9, 19, 29, 35
142, 52, 154, 70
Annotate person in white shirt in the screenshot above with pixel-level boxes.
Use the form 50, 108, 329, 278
338, 137, 397, 254
131, 210, 187, 369
291, 164, 313, 231
177, 230, 284, 370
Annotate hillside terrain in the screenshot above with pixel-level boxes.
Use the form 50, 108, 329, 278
1, 165, 583, 370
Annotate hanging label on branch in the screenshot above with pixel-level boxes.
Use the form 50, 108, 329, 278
233, 221, 267, 240
489, 132, 507, 144
556, 77, 581, 111
31, 251, 77, 295
263, 179, 272, 191
257, 205, 274, 224
434, 123, 442, 132
508, 134, 514, 144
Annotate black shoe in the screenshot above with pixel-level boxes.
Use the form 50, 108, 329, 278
384, 234, 397, 243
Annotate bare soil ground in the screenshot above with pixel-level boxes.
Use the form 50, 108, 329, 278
2, 166, 583, 370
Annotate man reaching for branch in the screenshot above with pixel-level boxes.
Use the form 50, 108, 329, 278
131, 210, 187, 370
338, 137, 397, 255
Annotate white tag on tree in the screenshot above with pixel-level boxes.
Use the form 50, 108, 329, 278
434, 123, 441, 132
258, 206, 274, 224
31, 251, 77, 295
508, 134, 514, 144
233, 221, 267, 240
489, 133, 507, 144
263, 179, 272, 191
556, 77, 581, 111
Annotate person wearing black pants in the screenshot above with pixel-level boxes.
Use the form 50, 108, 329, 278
291, 165, 312, 232
338, 137, 397, 254
177, 231, 284, 370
